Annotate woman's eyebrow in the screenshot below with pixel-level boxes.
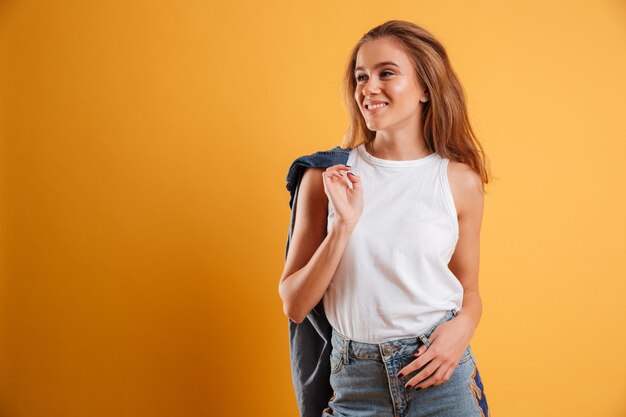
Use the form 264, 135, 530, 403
355, 61, 399, 73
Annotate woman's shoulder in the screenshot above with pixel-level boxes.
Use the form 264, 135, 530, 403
447, 160, 482, 190
446, 160, 484, 216
289, 145, 351, 166
285, 146, 352, 208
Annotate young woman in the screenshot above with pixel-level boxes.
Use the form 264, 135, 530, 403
279, 20, 492, 417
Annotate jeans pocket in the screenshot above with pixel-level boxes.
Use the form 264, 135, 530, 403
459, 345, 472, 365
330, 348, 343, 374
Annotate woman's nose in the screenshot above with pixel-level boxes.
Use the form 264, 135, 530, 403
362, 79, 381, 96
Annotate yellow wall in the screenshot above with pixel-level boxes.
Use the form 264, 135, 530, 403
1, 0, 625, 416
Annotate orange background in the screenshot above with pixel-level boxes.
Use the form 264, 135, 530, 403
1, 0, 625, 416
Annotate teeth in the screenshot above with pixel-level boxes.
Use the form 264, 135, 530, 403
367, 103, 388, 109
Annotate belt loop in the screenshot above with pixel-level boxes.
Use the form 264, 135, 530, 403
342, 337, 349, 364
451, 308, 457, 317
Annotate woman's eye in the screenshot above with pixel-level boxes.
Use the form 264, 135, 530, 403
355, 71, 393, 83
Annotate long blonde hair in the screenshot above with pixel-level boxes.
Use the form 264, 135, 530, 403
341, 20, 492, 188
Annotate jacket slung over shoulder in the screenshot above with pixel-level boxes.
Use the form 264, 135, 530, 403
284, 145, 351, 261
283, 144, 350, 417
285, 145, 351, 209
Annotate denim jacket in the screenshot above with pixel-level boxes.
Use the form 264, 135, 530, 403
284, 145, 351, 417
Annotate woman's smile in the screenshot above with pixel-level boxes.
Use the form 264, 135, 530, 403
365, 102, 389, 115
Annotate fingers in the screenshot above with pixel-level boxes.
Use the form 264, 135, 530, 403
405, 360, 440, 390
345, 171, 360, 190
414, 344, 427, 357
398, 343, 459, 390
323, 165, 355, 184
442, 366, 455, 383
323, 165, 361, 189
323, 170, 345, 183
414, 364, 451, 390
397, 345, 430, 380
324, 164, 351, 176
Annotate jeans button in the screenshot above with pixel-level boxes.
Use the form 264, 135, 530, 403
383, 346, 391, 355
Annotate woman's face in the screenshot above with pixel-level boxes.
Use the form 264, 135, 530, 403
354, 37, 427, 132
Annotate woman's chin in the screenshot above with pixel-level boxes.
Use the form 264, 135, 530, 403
365, 120, 387, 131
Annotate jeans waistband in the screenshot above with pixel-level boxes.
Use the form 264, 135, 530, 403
330, 309, 458, 364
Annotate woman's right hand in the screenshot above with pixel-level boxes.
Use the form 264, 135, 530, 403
322, 164, 363, 230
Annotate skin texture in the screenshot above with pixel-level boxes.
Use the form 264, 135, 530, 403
278, 165, 360, 323
354, 36, 432, 159
279, 36, 485, 389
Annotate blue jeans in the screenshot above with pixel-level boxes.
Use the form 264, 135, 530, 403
322, 309, 490, 417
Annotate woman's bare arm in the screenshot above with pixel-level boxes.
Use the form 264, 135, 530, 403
447, 160, 485, 334
278, 167, 354, 324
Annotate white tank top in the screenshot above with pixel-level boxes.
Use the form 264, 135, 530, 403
323, 143, 463, 343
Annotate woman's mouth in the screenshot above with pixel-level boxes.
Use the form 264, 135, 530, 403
365, 102, 388, 114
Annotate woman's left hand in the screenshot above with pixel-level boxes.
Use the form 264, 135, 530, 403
397, 315, 475, 390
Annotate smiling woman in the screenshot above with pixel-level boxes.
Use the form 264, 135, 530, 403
279, 19, 492, 417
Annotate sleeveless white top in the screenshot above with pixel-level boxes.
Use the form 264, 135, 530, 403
323, 143, 463, 343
